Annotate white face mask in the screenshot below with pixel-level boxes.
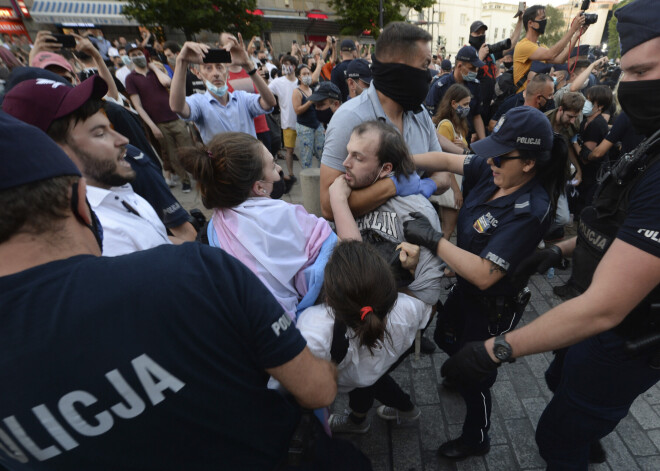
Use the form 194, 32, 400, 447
301, 76, 312, 86
582, 100, 594, 117
282, 64, 294, 75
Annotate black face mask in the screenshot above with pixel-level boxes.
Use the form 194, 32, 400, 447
533, 19, 547, 35
270, 171, 286, 200
618, 79, 660, 137
71, 182, 104, 252
469, 35, 486, 51
503, 61, 513, 70
540, 97, 555, 113
316, 107, 334, 126
371, 54, 431, 113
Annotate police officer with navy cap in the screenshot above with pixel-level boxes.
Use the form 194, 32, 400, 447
403, 106, 569, 459
424, 45, 486, 145
438, 0, 660, 468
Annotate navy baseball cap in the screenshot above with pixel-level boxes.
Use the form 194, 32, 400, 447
456, 46, 484, 68
309, 82, 341, 102
616, 0, 660, 56
0, 111, 80, 191
340, 39, 356, 51
346, 58, 372, 83
570, 45, 590, 58
3, 75, 108, 132
470, 21, 488, 33
471, 107, 553, 161
441, 59, 452, 71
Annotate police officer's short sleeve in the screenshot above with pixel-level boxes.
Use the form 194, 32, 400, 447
617, 161, 660, 258
462, 154, 490, 196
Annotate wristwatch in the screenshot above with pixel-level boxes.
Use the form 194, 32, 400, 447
493, 335, 516, 363
247, 68, 258, 76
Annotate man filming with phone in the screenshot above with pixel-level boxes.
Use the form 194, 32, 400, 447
170, 34, 276, 145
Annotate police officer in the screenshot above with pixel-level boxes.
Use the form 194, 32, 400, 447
440, 1, 660, 468
404, 106, 569, 459
425, 46, 486, 143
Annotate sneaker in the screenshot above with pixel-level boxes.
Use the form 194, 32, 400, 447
328, 413, 370, 434
376, 405, 421, 424
182, 182, 192, 193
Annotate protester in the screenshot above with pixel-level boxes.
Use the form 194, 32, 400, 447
407, 106, 568, 459
169, 37, 276, 145
163, 41, 205, 96
125, 45, 193, 192
488, 73, 554, 131
345, 58, 371, 99
293, 64, 325, 169
331, 39, 357, 101
440, 2, 660, 468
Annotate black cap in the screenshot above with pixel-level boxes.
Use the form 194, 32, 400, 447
440, 59, 452, 71
346, 58, 372, 83
309, 82, 341, 102
570, 45, 590, 58
0, 111, 81, 191
616, 0, 660, 56
340, 39, 356, 51
470, 21, 488, 33
456, 46, 485, 68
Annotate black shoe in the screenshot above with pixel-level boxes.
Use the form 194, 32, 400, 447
589, 440, 606, 463
182, 182, 192, 193
553, 283, 581, 300
283, 176, 296, 194
438, 436, 490, 460
420, 336, 436, 354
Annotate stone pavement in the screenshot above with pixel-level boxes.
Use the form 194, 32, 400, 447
171, 159, 660, 471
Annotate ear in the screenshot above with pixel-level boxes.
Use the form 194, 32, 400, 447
251, 180, 267, 197
381, 162, 393, 176
74, 178, 93, 225
522, 159, 537, 173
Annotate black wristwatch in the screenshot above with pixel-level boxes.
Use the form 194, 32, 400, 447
493, 335, 515, 363
247, 68, 258, 76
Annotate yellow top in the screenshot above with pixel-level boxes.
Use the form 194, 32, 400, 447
437, 119, 467, 148
513, 38, 541, 92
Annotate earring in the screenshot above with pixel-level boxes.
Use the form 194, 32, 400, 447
262, 190, 267, 194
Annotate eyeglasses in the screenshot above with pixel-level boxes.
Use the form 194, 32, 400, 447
491, 155, 524, 168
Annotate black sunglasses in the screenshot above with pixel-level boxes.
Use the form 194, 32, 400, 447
491, 155, 524, 168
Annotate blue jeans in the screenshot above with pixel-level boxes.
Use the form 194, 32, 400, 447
536, 330, 660, 470
295, 123, 325, 169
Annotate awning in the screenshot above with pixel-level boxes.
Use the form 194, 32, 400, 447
30, 1, 139, 26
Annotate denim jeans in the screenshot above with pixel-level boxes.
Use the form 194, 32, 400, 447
295, 123, 325, 169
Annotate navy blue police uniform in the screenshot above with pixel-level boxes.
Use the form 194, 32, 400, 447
535, 2, 660, 467
434, 107, 553, 449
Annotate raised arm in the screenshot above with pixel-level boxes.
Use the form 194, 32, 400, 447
328, 175, 362, 241
529, 14, 586, 62
413, 151, 467, 175
225, 33, 276, 110
74, 34, 119, 100
170, 42, 209, 118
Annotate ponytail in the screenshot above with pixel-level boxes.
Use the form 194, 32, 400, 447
179, 132, 264, 209
538, 133, 569, 219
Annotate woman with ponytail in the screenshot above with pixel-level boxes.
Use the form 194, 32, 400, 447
403, 106, 568, 459
179, 132, 336, 321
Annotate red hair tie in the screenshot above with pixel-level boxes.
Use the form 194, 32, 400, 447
360, 306, 373, 321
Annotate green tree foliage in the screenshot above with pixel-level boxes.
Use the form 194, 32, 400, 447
123, 0, 265, 40
542, 5, 566, 46
607, 0, 632, 59
328, 0, 434, 38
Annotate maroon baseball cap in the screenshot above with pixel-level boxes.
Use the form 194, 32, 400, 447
2, 75, 108, 132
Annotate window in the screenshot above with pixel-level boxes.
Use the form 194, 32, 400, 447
438, 11, 445, 23
494, 27, 499, 39
460, 14, 467, 25
458, 37, 465, 48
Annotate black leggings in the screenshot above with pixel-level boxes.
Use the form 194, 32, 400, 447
348, 373, 414, 414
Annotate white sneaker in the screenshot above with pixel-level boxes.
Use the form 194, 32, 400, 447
328, 412, 370, 434
376, 405, 421, 424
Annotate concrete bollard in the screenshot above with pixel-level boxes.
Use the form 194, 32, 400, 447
300, 168, 322, 217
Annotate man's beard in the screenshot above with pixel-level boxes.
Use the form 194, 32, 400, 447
73, 144, 135, 187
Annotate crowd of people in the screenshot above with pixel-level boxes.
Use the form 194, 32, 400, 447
0, 0, 659, 469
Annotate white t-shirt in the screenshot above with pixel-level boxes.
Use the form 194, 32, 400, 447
297, 293, 432, 393
268, 76, 298, 130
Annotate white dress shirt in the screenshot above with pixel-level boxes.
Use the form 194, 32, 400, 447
86, 184, 171, 257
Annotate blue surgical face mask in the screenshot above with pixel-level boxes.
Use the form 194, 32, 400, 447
552, 76, 557, 86
205, 80, 228, 97
582, 99, 594, 117
456, 105, 470, 118
121, 55, 131, 66
462, 70, 478, 82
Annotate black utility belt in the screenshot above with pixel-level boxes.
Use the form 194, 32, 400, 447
459, 286, 531, 312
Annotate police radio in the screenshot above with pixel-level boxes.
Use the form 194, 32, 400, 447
608, 128, 660, 186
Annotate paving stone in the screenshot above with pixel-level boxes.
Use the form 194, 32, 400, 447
419, 405, 448, 451
637, 455, 660, 471
440, 389, 466, 426
411, 355, 434, 370
617, 415, 658, 456
600, 432, 640, 471
646, 429, 660, 452
484, 444, 517, 471
631, 398, 660, 430
492, 380, 526, 420
413, 368, 441, 405
488, 414, 509, 446
508, 362, 541, 399
455, 457, 487, 471
391, 426, 422, 471
369, 453, 392, 471
642, 385, 660, 405
422, 450, 456, 471
521, 397, 548, 427
504, 418, 545, 468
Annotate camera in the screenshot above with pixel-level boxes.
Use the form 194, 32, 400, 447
488, 38, 511, 55
580, 0, 598, 25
